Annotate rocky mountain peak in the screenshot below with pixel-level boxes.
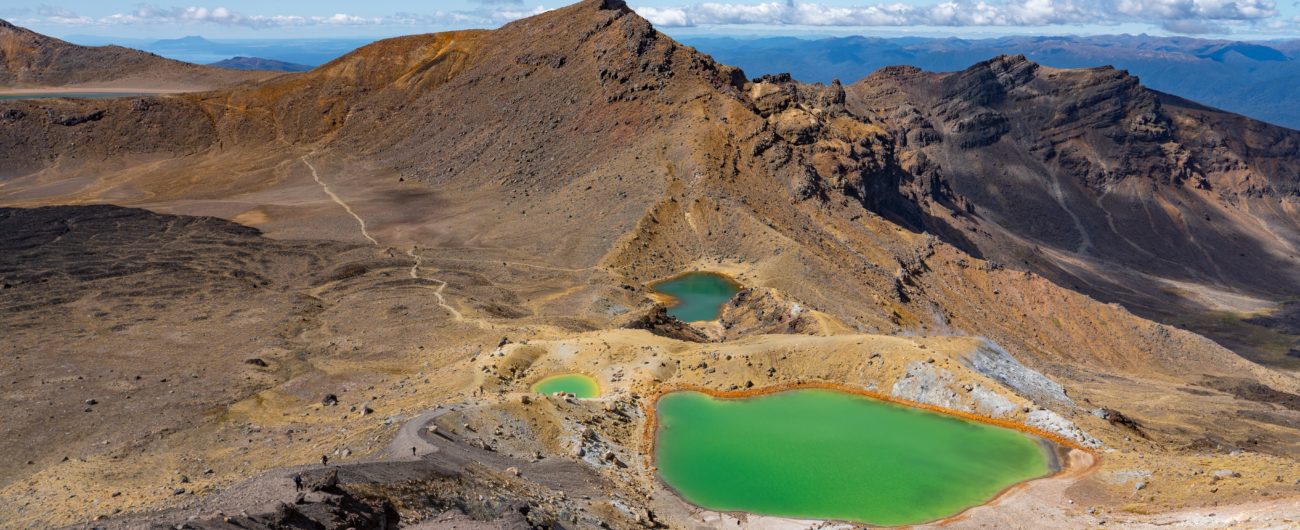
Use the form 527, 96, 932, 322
870, 65, 924, 79
983, 53, 1033, 68
0, 17, 38, 41
592, 0, 631, 11
940, 54, 1040, 107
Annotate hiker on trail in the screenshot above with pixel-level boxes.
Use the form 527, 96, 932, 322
321, 454, 329, 466
292, 473, 302, 492
411, 446, 417, 456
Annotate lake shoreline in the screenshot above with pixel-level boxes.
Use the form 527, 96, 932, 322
642, 381, 1101, 527
647, 271, 742, 322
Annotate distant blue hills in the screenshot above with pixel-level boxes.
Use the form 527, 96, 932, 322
208, 56, 312, 72
679, 34, 1300, 130
64, 34, 377, 69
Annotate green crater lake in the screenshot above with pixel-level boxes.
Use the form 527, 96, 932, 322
655, 389, 1051, 526
532, 374, 600, 398
651, 272, 740, 322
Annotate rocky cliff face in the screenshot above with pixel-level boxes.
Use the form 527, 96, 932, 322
835, 55, 1300, 363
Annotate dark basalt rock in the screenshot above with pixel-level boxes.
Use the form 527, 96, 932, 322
47, 108, 104, 126
842, 52, 1300, 337
618, 306, 709, 343
950, 111, 1010, 148
306, 469, 340, 492
753, 72, 793, 84
192, 489, 398, 530
938, 55, 1038, 111
1094, 408, 1147, 437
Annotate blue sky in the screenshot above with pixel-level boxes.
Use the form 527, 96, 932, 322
4, 1, 1300, 39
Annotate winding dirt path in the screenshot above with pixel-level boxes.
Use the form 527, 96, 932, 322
302, 154, 378, 246
381, 405, 454, 461
407, 246, 501, 330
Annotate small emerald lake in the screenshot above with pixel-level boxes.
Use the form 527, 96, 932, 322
532, 374, 600, 398
650, 272, 740, 322
655, 389, 1052, 526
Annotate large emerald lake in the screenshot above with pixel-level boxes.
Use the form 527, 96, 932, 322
654, 389, 1051, 526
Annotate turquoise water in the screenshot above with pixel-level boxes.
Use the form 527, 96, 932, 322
655, 389, 1051, 525
651, 272, 740, 322
532, 374, 600, 398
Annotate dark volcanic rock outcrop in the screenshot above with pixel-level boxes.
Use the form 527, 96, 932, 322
186, 489, 399, 530
840, 55, 1300, 362
619, 305, 710, 342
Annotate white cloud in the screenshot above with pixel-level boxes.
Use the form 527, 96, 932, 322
22, 3, 550, 29
36, 5, 93, 25
15, 1, 1283, 35
488, 6, 551, 22
636, 0, 1278, 34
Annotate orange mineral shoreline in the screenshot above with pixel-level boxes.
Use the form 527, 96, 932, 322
641, 380, 1095, 452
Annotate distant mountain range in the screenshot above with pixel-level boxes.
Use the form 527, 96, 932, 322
681, 34, 1300, 129
65, 33, 375, 68
208, 56, 312, 72
24, 32, 313, 73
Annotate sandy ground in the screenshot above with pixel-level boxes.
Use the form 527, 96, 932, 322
0, 87, 196, 96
